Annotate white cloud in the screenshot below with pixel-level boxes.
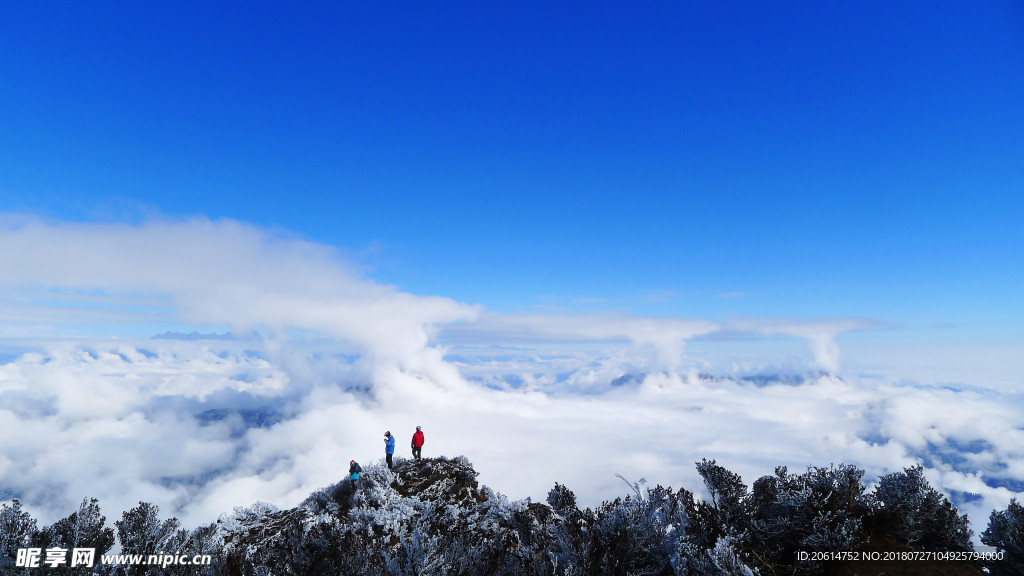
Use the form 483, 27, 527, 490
727, 317, 882, 373
443, 312, 719, 372
0, 217, 480, 350
0, 215, 1019, 544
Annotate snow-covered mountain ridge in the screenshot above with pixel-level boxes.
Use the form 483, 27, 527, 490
3, 456, 1021, 575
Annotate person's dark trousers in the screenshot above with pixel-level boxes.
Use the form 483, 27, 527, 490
386, 453, 393, 469
412, 447, 421, 460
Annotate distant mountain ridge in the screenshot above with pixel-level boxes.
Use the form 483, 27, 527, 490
151, 331, 236, 341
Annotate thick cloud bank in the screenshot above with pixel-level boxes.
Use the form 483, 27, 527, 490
0, 217, 1020, 538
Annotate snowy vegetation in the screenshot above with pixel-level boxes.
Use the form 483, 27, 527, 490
1, 456, 1019, 575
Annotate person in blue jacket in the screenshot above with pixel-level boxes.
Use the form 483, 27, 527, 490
384, 431, 396, 469
349, 460, 362, 488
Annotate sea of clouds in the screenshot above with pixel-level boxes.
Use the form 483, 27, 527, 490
0, 216, 1021, 540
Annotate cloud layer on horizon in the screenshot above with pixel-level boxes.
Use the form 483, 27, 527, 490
1, 338, 1021, 539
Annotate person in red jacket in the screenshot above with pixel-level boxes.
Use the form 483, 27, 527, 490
411, 426, 425, 461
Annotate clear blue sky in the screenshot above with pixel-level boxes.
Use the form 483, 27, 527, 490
1, 1, 1022, 328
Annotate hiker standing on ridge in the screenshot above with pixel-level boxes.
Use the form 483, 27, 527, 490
384, 431, 396, 470
349, 460, 362, 488
411, 426, 424, 461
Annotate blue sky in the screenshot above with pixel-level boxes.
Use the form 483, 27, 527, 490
2, 1, 1021, 326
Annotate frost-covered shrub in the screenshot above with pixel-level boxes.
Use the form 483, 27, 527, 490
347, 464, 421, 539
688, 460, 748, 551
982, 498, 1024, 576
387, 484, 551, 576
583, 484, 693, 576
695, 460, 747, 530
546, 483, 590, 575
870, 465, 972, 551
745, 464, 869, 574
16, 455, 989, 576
684, 535, 757, 576
300, 479, 354, 516
217, 500, 354, 576
679, 461, 762, 576
546, 483, 578, 519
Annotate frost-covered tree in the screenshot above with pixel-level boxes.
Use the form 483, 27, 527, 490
0, 499, 38, 574
982, 498, 1024, 576
107, 502, 182, 576
160, 523, 224, 576
29, 498, 115, 575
